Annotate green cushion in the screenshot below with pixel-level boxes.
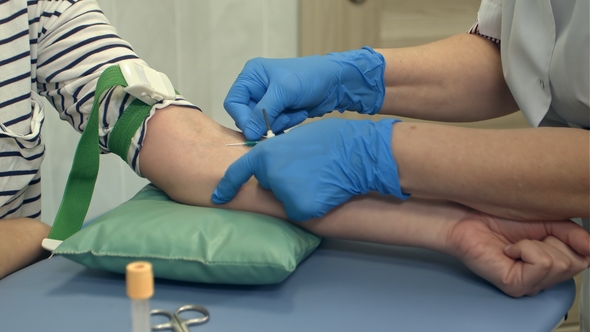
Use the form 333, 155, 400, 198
54, 184, 321, 285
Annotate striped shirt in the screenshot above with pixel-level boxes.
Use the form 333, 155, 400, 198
0, 0, 197, 220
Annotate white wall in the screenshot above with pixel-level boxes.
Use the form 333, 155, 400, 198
41, 0, 299, 224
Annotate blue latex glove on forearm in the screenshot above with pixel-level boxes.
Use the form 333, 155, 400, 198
224, 47, 386, 141
211, 118, 409, 221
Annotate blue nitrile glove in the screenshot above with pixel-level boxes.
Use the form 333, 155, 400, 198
224, 47, 386, 141
211, 118, 409, 221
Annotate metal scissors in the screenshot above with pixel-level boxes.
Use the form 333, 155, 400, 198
151, 305, 210, 332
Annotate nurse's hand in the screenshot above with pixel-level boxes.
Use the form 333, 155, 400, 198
447, 213, 590, 297
224, 47, 386, 141
212, 118, 409, 221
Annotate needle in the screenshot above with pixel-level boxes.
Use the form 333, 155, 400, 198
226, 109, 275, 147
262, 109, 275, 138
225, 141, 260, 147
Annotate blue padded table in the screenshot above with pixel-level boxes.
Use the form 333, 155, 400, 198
0, 239, 575, 331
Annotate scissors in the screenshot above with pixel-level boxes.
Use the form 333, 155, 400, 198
151, 305, 210, 332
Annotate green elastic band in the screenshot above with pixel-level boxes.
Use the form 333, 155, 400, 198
109, 88, 179, 161
48, 65, 154, 241
108, 98, 150, 160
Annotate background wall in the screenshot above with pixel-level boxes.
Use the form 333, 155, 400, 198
40, 0, 299, 224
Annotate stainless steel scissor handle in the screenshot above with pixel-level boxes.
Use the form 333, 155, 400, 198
151, 305, 210, 332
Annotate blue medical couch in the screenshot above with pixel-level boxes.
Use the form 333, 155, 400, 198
0, 238, 574, 331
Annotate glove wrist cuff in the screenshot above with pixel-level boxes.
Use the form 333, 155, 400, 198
333, 46, 385, 115
367, 119, 410, 200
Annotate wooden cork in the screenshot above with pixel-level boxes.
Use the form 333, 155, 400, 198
126, 261, 154, 300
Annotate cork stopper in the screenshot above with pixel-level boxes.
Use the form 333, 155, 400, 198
126, 261, 154, 300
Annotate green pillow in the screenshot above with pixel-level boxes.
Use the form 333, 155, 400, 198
54, 184, 321, 285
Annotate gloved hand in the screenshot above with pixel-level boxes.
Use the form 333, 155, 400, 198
224, 47, 386, 141
211, 118, 409, 221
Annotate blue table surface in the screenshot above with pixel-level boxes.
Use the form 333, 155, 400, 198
0, 239, 575, 332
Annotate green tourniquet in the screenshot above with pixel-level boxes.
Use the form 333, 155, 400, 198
109, 88, 179, 160
107, 98, 149, 160
48, 65, 178, 241
55, 184, 322, 285
48, 66, 131, 241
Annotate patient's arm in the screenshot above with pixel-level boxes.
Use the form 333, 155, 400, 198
139, 106, 590, 297
0, 218, 50, 279
139, 106, 286, 218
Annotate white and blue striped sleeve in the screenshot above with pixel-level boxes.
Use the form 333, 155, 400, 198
31, 0, 199, 175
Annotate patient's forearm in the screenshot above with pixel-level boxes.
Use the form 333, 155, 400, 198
139, 106, 462, 252
139, 106, 286, 218
302, 194, 466, 253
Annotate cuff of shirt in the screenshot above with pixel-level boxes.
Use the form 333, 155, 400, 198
127, 95, 201, 177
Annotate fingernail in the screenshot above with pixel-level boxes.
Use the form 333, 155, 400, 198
504, 244, 513, 251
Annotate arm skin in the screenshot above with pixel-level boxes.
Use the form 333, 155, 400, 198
0, 219, 50, 279
376, 33, 520, 121
139, 105, 590, 297
372, 33, 589, 220
392, 123, 590, 220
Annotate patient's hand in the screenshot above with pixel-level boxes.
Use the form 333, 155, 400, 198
446, 213, 590, 297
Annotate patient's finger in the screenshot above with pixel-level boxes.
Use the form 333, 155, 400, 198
526, 237, 573, 295
545, 220, 590, 257
503, 240, 552, 296
533, 236, 590, 292
505, 237, 589, 297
